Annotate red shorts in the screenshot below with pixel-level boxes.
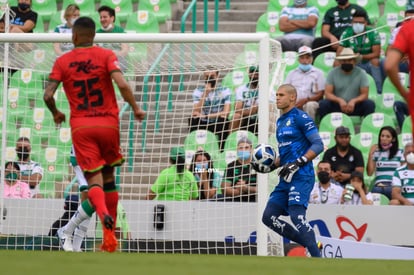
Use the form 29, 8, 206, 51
71, 116, 124, 172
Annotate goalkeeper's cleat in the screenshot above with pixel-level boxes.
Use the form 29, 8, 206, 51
100, 215, 117, 253
57, 227, 74, 252
317, 241, 323, 255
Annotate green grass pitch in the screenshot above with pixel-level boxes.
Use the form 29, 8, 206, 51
0, 250, 413, 275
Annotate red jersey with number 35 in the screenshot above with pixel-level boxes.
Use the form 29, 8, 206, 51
49, 46, 121, 126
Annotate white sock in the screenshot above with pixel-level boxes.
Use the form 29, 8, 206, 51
64, 204, 91, 235
72, 218, 91, 251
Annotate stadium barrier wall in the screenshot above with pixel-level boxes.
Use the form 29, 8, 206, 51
1, 199, 413, 247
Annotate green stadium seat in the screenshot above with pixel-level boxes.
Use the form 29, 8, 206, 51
312, 52, 335, 75
378, 31, 390, 57
319, 112, 356, 135
384, 0, 408, 17
371, 193, 390, 205
48, 11, 66, 33
22, 107, 56, 137
234, 50, 259, 70
222, 70, 249, 91
360, 112, 396, 134
256, 12, 284, 39
99, 0, 134, 23
224, 130, 258, 152
350, 131, 378, 156
6, 87, 30, 121
376, 14, 403, 31
9, 68, 47, 100
32, 0, 57, 22
31, 43, 56, 72
367, 74, 378, 98
138, 0, 172, 23
374, 93, 404, 122
62, 0, 96, 17
402, 116, 412, 134
184, 130, 220, 163
283, 51, 299, 75
267, 0, 293, 12
125, 10, 160, 33
399, 133, 413, 147
308, 0, 336, 16
382, 73, 409, 94
319, 131, 335, 150
349, 0, 380, 23
33, 13, 45, 33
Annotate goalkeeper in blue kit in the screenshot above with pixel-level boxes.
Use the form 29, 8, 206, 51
254, 84, 324, 257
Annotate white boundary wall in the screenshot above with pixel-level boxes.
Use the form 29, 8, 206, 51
1, 199, 413, 247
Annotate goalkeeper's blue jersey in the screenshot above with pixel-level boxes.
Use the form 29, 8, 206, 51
276, 107, 318, 176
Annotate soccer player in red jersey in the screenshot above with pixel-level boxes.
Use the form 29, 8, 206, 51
385, 19, 414, 141
43, 16, 145, 252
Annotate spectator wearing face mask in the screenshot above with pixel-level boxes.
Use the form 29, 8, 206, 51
318, 48, 375, 119
15, 137, 44, 198
3, 161, 31, 199
189, 150, 222, 200
222, 138, 257, 202
283, 46, 325, 121
230, 66, 260, 135
189, 67, 231, 151
337, 10, 382, 94
53, 4, 81, 56
390, 143, 414, 206
309, 161, 343, 204
2, 0, 38, 33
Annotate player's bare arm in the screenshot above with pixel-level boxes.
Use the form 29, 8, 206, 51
44, 80, 66, 125
111, 71, 146, 121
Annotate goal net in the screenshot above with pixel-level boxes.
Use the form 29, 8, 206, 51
0, 31, 285, 255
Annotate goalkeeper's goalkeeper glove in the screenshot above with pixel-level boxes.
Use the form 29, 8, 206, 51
251, 161, 277, 174
278, 156, 308, 182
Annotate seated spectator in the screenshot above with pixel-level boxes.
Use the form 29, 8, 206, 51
53, 4, 80, 56
275, 0, 319, 52
15, 137, 44, 198
390, 143, 414, 206
380, 9, 414, 88
311, 0, 369, 60
337, 10, 382, 94
189, 67, 231, 151
341, 171, 373, 205
221, 138, 257, 202
3, 161, 31, 199
0, 18, 5, 33
322, 126, 365, 187
189, 150, 222, 200
146, 147, 199, 201
96, 5, 129, 72
309, 161, 343, 204
48, 194, 79, 237
2, 0, 38, 33
367, 126, 405, 200
318, 48, 375, 119
283, 45, 325, 121
230, 66, 259, 135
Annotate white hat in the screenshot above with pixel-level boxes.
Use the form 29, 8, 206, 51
298, 45, 312, 55
335, 48, 360, 60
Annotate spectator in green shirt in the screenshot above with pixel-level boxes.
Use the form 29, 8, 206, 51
96, 5, 128, 72
337, 10, 382, 94
311, 0, 369, 60
147, 147, 199, 201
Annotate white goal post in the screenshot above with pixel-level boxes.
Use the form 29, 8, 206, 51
0, 32, 285, 255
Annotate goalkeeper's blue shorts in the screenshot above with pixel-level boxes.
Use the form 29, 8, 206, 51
268, 175, 314, 213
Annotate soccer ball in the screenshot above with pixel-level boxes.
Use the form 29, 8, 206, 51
252, 143, 277, 173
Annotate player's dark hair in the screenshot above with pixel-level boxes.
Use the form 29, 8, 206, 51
98, 5, 116, 21
352, 10, 368, 21
377, 126, 399, 159
73, 16, 96, 32
5, 161, 20, 170
17, 136, 31, 144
